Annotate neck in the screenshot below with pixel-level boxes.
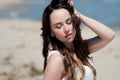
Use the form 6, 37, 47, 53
64, 43, 74, 52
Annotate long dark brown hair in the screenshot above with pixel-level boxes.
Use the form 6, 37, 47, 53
41, 0, 96, 80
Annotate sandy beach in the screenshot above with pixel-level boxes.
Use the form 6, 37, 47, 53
0, 19, 120, 80
0, 0, 120, 80
0, 19, 43, 80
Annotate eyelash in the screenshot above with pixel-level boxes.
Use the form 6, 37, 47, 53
56, 24, 62, 28
55, 19, 72, 28
67, 19, 72, 24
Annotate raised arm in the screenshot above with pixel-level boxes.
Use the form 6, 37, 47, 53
69, 0, 115, 53
79, 13, 115, 53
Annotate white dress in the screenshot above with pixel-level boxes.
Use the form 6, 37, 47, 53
47, 50, 94, 80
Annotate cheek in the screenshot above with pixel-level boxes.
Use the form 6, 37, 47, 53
73, 27, 76, 32
53, 30, 63, 37
71, 24, 75, 32
52, 29, 65, 42
72, 27, 76, 36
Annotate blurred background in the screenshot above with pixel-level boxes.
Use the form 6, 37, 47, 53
0, 0, 120, 80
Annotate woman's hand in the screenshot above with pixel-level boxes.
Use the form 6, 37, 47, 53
68, 0, 74, 6
68, 0, 80, 17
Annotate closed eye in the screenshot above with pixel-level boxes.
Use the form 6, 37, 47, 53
55, 23, 62, 29
66, 18, 72, 25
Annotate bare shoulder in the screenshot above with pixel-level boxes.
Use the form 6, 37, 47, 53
48, 51, 64, 65
44, 51, 64, 80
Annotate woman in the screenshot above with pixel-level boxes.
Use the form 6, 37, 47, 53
41, 0, 115, 80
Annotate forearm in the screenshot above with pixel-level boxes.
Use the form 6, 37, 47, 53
70, 0, 115, 52
70, 0, 115, 39
79, 13, 115, 41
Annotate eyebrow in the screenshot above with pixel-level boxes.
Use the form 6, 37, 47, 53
54, 22, 61, 27
66, 17, 71, 23
53, 17, 71, 26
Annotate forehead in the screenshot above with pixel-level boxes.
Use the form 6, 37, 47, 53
50, 8, 71, 24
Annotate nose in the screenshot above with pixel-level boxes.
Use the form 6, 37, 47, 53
63, 24, 69, 34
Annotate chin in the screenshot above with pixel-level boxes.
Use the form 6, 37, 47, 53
66, 38, 74, 43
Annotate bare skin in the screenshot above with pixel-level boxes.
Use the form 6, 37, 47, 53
50, 9, 76, 49
43, 4, 115, 80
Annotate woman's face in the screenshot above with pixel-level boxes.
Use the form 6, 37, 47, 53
50, 8, 76, 45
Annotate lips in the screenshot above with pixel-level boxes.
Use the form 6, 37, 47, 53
65, 33, 72, 39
